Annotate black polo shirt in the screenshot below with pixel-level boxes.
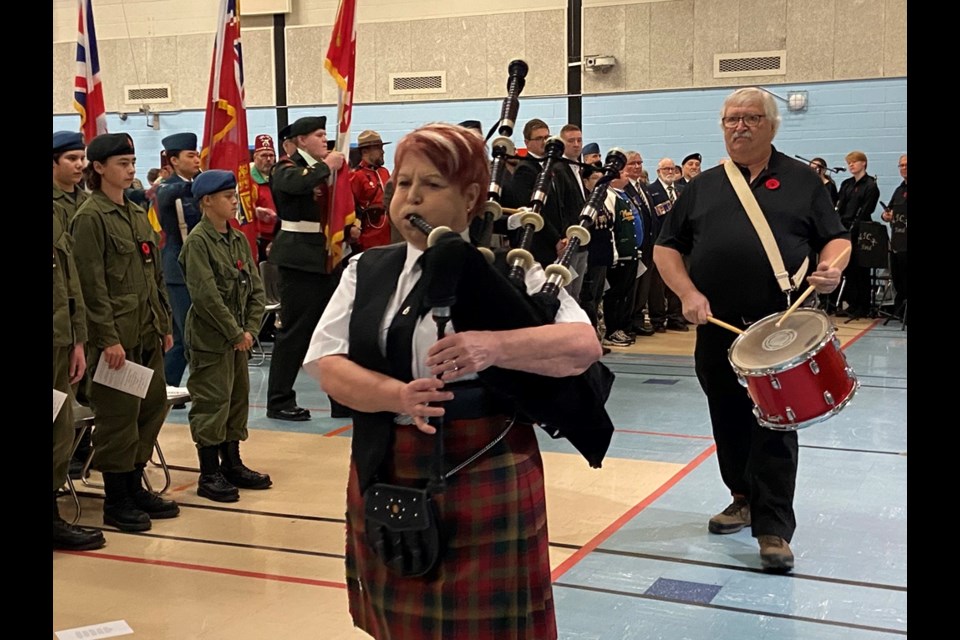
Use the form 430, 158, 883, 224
888, 180, 907, 253
656, 146, 848, 322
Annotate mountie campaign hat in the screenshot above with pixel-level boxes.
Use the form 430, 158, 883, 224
357, 130, 390, 148
582, 142, 601, 157
682, 153, 702, 166
162, 132, 198, 153
86, 133, 136, 163
254, 134, 276, 153
289, 116, 327, 137
191, 170, 237, 200
53, 131, 85, 153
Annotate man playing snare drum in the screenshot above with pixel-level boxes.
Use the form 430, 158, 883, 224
654, 87, 850, 572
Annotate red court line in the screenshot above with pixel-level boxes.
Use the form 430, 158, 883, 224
615, 428, 713, 440
324, 424, 354, 437
550, 443, 717, 582
56, 550, 346, 589
840, 318, 882, 350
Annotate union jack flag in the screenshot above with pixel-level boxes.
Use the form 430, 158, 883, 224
73, 0, 107, 144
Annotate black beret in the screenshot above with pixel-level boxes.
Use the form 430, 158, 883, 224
162, 132, 198, 153
53, 131, 85, 153
192, 170, 237, 200
582, 142, 600, 157
458, 120, 483, 133
682, 153, 702, 166
279, 124, 293, 141
190, 169, 237, 200
87, 133, 136, 164
289, 116, 327, 137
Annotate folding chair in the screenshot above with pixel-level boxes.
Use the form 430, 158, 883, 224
251, 261, 282, 366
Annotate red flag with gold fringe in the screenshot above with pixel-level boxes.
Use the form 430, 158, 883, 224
323, 0, 358, 270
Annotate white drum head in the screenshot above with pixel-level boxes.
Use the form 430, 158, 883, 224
729, 308, 831, 372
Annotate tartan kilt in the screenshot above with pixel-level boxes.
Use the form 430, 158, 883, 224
345, 415, 557, 640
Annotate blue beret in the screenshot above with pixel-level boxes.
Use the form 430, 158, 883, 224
289, 116, 327, 137
583, 142, 600, 156
162, 132, 198, 153
192, 170, 237, 200
53, 131, 85, 153
682, 153, 702, 166
86, 134, 136, 163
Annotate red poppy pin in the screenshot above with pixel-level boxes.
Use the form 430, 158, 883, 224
140, 242, 151, 255
765, 178, 780, 190
236, 260, 244, 270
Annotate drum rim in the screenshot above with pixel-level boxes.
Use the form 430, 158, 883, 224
728, 308, 836, 375
756, 375, 860, 431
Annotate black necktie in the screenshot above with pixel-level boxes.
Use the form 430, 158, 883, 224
385, 259, 428, 382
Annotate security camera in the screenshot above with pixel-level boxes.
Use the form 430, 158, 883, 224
584, 55, 617, 73
118, 112, 128, 121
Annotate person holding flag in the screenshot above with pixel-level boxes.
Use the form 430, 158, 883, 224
265, 116, 346, 421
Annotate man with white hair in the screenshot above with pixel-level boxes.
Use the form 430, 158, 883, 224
654, 87, 851, 573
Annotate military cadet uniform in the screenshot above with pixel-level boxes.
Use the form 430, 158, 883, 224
53, 131, 94, 475
155, 132, 202, 387
70, 133, 180, 532
266, 116, 340, 421
179, 170, 270, 502
53, 200, 106, 550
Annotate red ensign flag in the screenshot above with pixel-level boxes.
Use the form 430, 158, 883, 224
323, 0, 358, 270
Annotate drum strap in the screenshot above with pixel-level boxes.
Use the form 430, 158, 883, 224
724, 161, 808, 297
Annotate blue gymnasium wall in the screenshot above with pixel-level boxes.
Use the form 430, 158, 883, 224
54, 77, 906, 219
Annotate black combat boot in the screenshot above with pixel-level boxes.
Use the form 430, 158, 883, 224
197, 446, 239, 502
128, 464, 180, 519
53, 493, 106, 551
102, 472, 151, 532
219, 441, 272, 490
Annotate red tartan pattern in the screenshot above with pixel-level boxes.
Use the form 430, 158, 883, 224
344, 416, 557, 640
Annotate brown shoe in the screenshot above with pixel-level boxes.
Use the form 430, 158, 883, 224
758, 535, 794, 572
708, 497, 751, 534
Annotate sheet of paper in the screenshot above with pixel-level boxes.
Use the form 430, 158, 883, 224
55, 620, 134, 639
53, 389, 68, 422
92, 353, 154, 399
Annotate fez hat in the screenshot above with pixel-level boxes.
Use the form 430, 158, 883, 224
254, 134, 275, 153
87, 133, 136, 164
191, 170, 237, 200
53, 131, 85, 153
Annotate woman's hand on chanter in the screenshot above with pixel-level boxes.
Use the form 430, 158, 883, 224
426, 331, 497, 382
398, 377, 455, 434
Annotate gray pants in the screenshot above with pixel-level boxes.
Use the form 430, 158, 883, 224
564, 250, 590, 301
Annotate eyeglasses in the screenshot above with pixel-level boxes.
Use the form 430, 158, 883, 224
527, 136, 550, 143
721, 114, 766, 129
658, 167, 676, 172
898, 163, 907, 168
626, 160, 643, 166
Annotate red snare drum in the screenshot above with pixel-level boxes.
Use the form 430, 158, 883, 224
728, 308, 858, 431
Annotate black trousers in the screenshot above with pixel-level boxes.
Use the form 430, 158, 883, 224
694, 322, 799, 542
578, 264, 608, 330
267, 267, 339, 411
602, 260, 638, 337
890, 251, 908, 309
646, 261, 684, 327
630, 253, 653, 328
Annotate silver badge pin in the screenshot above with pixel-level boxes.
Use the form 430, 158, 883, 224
401, 306, 411, 315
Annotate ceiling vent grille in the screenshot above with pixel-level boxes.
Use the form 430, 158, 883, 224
714, 51, 786, 78
388, 72, 446, 95
124, 84, 173, 105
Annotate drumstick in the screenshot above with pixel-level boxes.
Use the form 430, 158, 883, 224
707, 316, 744, 335
775, 245, 853, 327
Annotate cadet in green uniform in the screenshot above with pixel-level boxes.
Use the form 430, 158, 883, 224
53, 131, 94, 477
53, 200, 105, 550
180, 170, 270, 502
53, 131, 89, 220
70, 133, 180, 532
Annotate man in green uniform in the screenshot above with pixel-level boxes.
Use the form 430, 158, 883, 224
53, 200, 105, 550
180, 170, 269, 502
53, 131, 94, 477
70, 133, 180, 532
